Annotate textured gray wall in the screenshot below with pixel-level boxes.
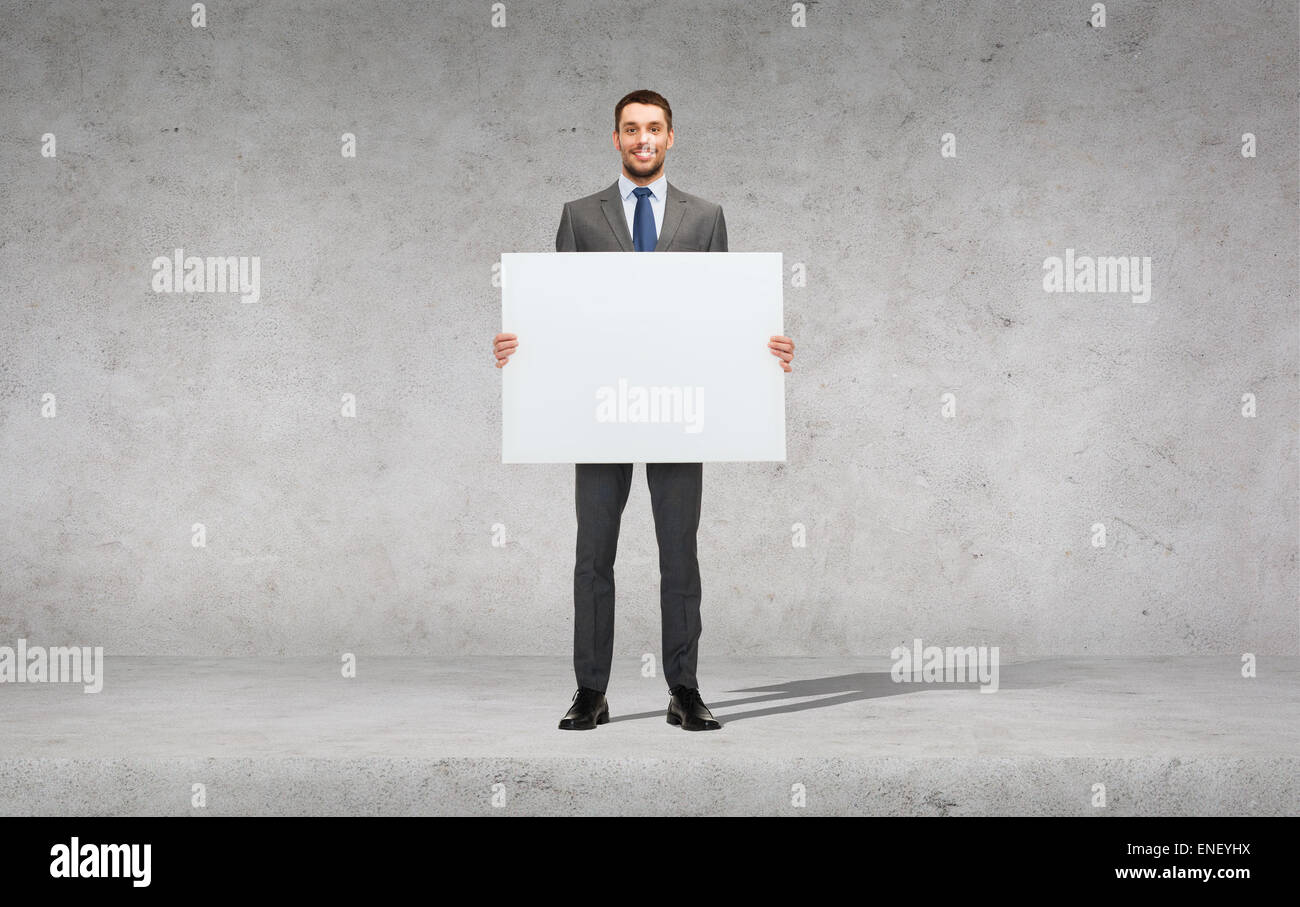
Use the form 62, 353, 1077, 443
1, 0, 1295, 656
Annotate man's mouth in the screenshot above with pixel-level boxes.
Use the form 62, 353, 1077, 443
633, 149, 654, 160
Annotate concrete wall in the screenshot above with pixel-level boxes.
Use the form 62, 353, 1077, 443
1, 0, 1295, 655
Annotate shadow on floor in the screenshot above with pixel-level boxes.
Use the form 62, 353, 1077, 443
609, 662, 1070, 724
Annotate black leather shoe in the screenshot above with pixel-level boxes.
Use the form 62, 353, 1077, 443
667, 685, 721, 731
558, 687, 609, 730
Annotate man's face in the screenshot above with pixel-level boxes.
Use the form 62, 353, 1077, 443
613, 102, 673, 183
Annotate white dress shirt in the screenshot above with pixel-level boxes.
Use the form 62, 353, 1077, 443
617, 171, 667, 244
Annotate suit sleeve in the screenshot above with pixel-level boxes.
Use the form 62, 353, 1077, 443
556, 202, 578, 252
708, 205, 728, 252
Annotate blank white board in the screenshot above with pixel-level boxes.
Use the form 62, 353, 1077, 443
501, 252, 786, 463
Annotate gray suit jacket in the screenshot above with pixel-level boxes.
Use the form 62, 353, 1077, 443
555, 179, 728, 253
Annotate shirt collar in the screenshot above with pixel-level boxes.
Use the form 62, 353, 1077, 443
618, 171, 667, 201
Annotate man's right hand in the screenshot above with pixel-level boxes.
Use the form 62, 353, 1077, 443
492, 332, 518, 367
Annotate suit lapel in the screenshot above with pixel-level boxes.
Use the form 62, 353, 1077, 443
599, 178, 685, 252
600, 180, 633, 251
654, 180, 685, 252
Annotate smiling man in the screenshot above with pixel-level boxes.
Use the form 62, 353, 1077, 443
492, 89, 795, 732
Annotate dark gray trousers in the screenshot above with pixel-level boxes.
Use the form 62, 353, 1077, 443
573, 462, 703, 693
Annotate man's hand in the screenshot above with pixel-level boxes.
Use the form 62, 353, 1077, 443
493, 332, 518, 368
769, 335, 795, 372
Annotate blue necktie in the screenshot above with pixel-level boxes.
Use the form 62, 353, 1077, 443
632, 186, 656, 252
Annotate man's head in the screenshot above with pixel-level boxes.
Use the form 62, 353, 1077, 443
614, 89, 673, 185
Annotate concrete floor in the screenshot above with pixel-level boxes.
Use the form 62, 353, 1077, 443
1, 656, 1295, 815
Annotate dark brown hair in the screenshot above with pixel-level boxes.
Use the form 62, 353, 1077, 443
615, 90, 672, 134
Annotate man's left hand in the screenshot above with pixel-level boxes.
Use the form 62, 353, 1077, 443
768, 335, 795, 372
